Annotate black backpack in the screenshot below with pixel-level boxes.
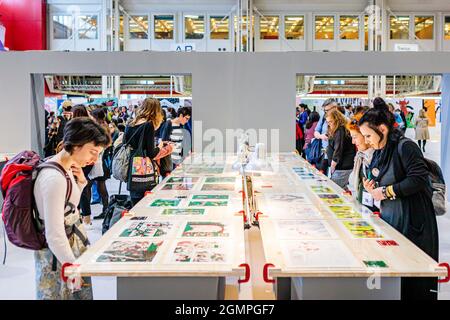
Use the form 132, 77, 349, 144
102, 195, 133, 234
398, 139, 447, 216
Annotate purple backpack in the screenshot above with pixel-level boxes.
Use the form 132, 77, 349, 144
0, 151, 72, 250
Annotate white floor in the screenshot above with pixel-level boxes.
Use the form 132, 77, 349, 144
1, 125, 449, 300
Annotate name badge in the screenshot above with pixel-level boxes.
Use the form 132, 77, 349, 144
362, 191, 374, 207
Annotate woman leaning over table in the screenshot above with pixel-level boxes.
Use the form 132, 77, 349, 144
359, 97, 438, 300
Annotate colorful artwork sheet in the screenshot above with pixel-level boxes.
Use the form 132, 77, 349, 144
204, 177, 236, 184
161, 183, 195, 191
265, 193, 312, 205
96, 240, 163, 263
274, 220, 337, 239
166, 177, 200, 184
310, 185, 335, 194
168, 240, 229, 263
161, 208, 206, 216
281, 240, 360, 268
149, 199, 181, 207
119, 221, 176, 238
201, 183, 235, 191
192, 194, 230, 200
189, 201, 228, 207
181, 221, 230, 237
328, 205, 362, 219
318, 193, 346, 205
342, 220, 384, 239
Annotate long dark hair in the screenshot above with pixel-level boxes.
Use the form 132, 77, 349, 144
358, 97, 395, 142
305, 111, 320, 129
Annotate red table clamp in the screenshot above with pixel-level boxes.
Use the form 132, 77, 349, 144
263, 263, 275, 283
343, 190, 352, 196
438, 263, 450, 283
372, 211, 381, 218
235, 210, 247, 223
238, 263, 250, 284
145, 191, 153, 196
255, 212, 264, 221
61, 263, 80, 282
121, 210, 129, 218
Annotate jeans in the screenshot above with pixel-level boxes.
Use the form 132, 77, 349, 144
130, 190, 145, 207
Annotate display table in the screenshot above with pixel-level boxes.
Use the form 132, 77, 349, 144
65, 154, 247, 300
256, 153, 447, 300
65, 152, 447, 300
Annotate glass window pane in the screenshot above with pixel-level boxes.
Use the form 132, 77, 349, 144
415, 16, 434, 39
390, 16, 410, 40
340, 15, 359, 40
260, 16, 279, 40
285, 16, 304, 40
210, 16, 229, 40
129, 15, 148, 39
78, 15, 98, 39
154, 15, 174, 39
446, 16, 450, 40
315, 16, 334, 40
185, 15, 204, 39
53, 15, 73, 39
364, 15, 369, 50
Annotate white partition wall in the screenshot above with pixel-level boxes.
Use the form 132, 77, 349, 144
2, 52, 450, 153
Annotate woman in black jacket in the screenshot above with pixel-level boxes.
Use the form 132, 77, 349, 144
325, 109, 356, 189
124, 98, 166, 205
359, 97, 438, 300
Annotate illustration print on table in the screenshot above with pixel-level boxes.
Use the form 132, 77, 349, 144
192, 194, 230, 200
265, 193, 311, 205
201, 183, 235, 191
189, 201, 229, 207
149, 199, 181, 207
161, 183, 195, 191
169, 240, 228, 263
328, 205, 362, 219
165, 176, 200, 184
185, 167, 225, 175
310, 185, 335, 194
342, 220, 384, 239
276, 205, 323, 219
275, 220, 336, 239
181, 221, 230, 237
96, 240, 163, 263
281, 240, 360, 268
363, 260, 388, 268
130, 216, 147, 221
120, 221, 176, 238
204, 177, 236, 184
161, 208, 206, 216
317, 193, 346, 205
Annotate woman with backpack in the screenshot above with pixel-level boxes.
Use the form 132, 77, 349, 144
34, 117, 111, 299
124, 98, 173, 206
359, 97, 438, 300
304, 111, 320, 162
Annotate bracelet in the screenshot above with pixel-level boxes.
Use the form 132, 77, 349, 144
382, 186, 388, 199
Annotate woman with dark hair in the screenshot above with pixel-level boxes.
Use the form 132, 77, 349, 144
359, 97, 438, 300
304, 111, 320, 161
89, 108, 112, 220
72, 105, 94, 226
34, 117, 111, 299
